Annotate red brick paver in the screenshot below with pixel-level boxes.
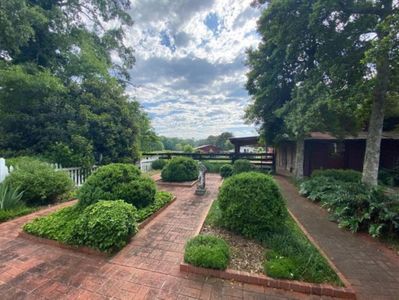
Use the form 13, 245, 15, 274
0, 174, 313, 299
275, 175, 399, 300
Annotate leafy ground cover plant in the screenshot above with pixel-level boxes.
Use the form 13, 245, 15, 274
184, 235, 230, 270
232, 159, 253, 175
161, 157, 198, 182
136, 191, 173, 222
219, 164, 233, 178
0, 206, 36, 223
311, 169, 361, 183
5, 159, 73, 206
218, 172, 287, 238
300, 170, 399, 238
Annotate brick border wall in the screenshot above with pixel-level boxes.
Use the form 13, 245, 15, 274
156, 179, 199, 187
18, 196, 177, 258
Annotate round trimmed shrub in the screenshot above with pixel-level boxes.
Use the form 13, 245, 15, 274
161, 157, 199, 182
78, 163, 147, 207
116, 177, 156, 208
151, 159, 167, 170
5, 159, 73, 206
184, 235, 230, 270
218, 172, 287, 238
232, 159, 253, 174
220, 164, 233, 178
71, 200, 138, 253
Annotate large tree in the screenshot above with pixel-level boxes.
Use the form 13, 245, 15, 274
0, 0, 150, 166
247, 0, 399, 183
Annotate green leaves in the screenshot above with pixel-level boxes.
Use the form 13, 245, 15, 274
161, 157, 199, 182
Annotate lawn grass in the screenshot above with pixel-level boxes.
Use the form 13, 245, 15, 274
24, 191, 174, 246
204, 198, 343, 285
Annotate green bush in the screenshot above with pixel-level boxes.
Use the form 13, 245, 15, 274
311, 169, 361, 182
184, 235, 230, 270
5, 159, 73, 206
161, 157, 199, 182
299, 176, 339, 201
232, 159, 253, 174
202, 161, 229, 173
116, 177, 156, 208
71, 200, 138, 253
78, 163, 154, 207
0, 182, 23, 210
136, 191, 174, 222
220, 164, 233, 178
379, 168, 399, 187
264, 252, 297, 279
218, 172, 287, 238
151, 159, 167, 170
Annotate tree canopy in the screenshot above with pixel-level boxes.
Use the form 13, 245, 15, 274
0, 0, 150, 167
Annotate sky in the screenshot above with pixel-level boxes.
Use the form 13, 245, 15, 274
125, 0, 262, 139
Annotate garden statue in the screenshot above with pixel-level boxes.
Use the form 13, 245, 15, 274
195, 162, 207, 195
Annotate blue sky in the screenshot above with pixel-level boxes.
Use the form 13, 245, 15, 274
126, 0, 261, 138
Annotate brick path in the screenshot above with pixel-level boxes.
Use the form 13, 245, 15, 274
275, 175, 399, 300
0, 174, 313, 300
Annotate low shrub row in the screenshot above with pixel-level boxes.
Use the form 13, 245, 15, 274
300, 169, 399, 238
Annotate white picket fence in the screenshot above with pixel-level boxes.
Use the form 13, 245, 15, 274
0, 156, 159, 187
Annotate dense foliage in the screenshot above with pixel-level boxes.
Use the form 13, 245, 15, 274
218, 172, 287, 238
311, 169, 361, 183
0, 206, 36, 223
151, 159, 167, 170
0, 0, 153, 166
184, 235, 230, 270
0, 182, 23, 210
219, 164, 233, 178
246, 1, 399, 184
300, 171, 399, 237
78, 163, 157, 208
161, 157, 199, 182
71, 201, 138, 253
5, 159, 73, 205
232, 159, 253, 175
379, 167, 399, 187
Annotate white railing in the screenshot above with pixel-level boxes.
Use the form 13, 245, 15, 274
0, 158, 11, 184
138, 155, 159, 172
54, 165, 98, 187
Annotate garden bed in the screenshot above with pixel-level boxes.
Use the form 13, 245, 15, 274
181, 197, 356, 298
22, 192, 175, 256
156, 179, 198, 187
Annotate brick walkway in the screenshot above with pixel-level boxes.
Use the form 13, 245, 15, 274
275, 175, 399, 300
0, 174, 313, 300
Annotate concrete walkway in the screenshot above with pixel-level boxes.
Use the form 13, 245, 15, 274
275, 175, 399, 300
0, 174, 312, 300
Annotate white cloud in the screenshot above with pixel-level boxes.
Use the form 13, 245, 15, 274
126, 0, 261, 138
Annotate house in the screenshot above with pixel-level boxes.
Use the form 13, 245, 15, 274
276, 132, 399, 177
195, 144, 221, 153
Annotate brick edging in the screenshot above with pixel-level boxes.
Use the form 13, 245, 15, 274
180, 263, 356, 299
287, 209, 354, 290
18, 195, 177, 258
138, 196, 177, 229
156, 179, 199, 187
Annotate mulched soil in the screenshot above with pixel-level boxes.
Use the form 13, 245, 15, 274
201, 224, 265, 274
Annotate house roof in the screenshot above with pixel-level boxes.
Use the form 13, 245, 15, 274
195, 144, 220, 149
307, 131, 399, 140
229, 136, 261, 146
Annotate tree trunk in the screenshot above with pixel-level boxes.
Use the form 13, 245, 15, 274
362, 50, 389, 186
294, 137, 305, 179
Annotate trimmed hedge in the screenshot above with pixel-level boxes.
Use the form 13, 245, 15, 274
151, 159, 167, 170
232, 159, 253, 174
161, 157, 199, 182
78, 163, 156, 208
5, 159, 73, 206
218, 172, 287, 238
184, 235, 230, 270
220, 164, 233, 178
71, 200, 138, 253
